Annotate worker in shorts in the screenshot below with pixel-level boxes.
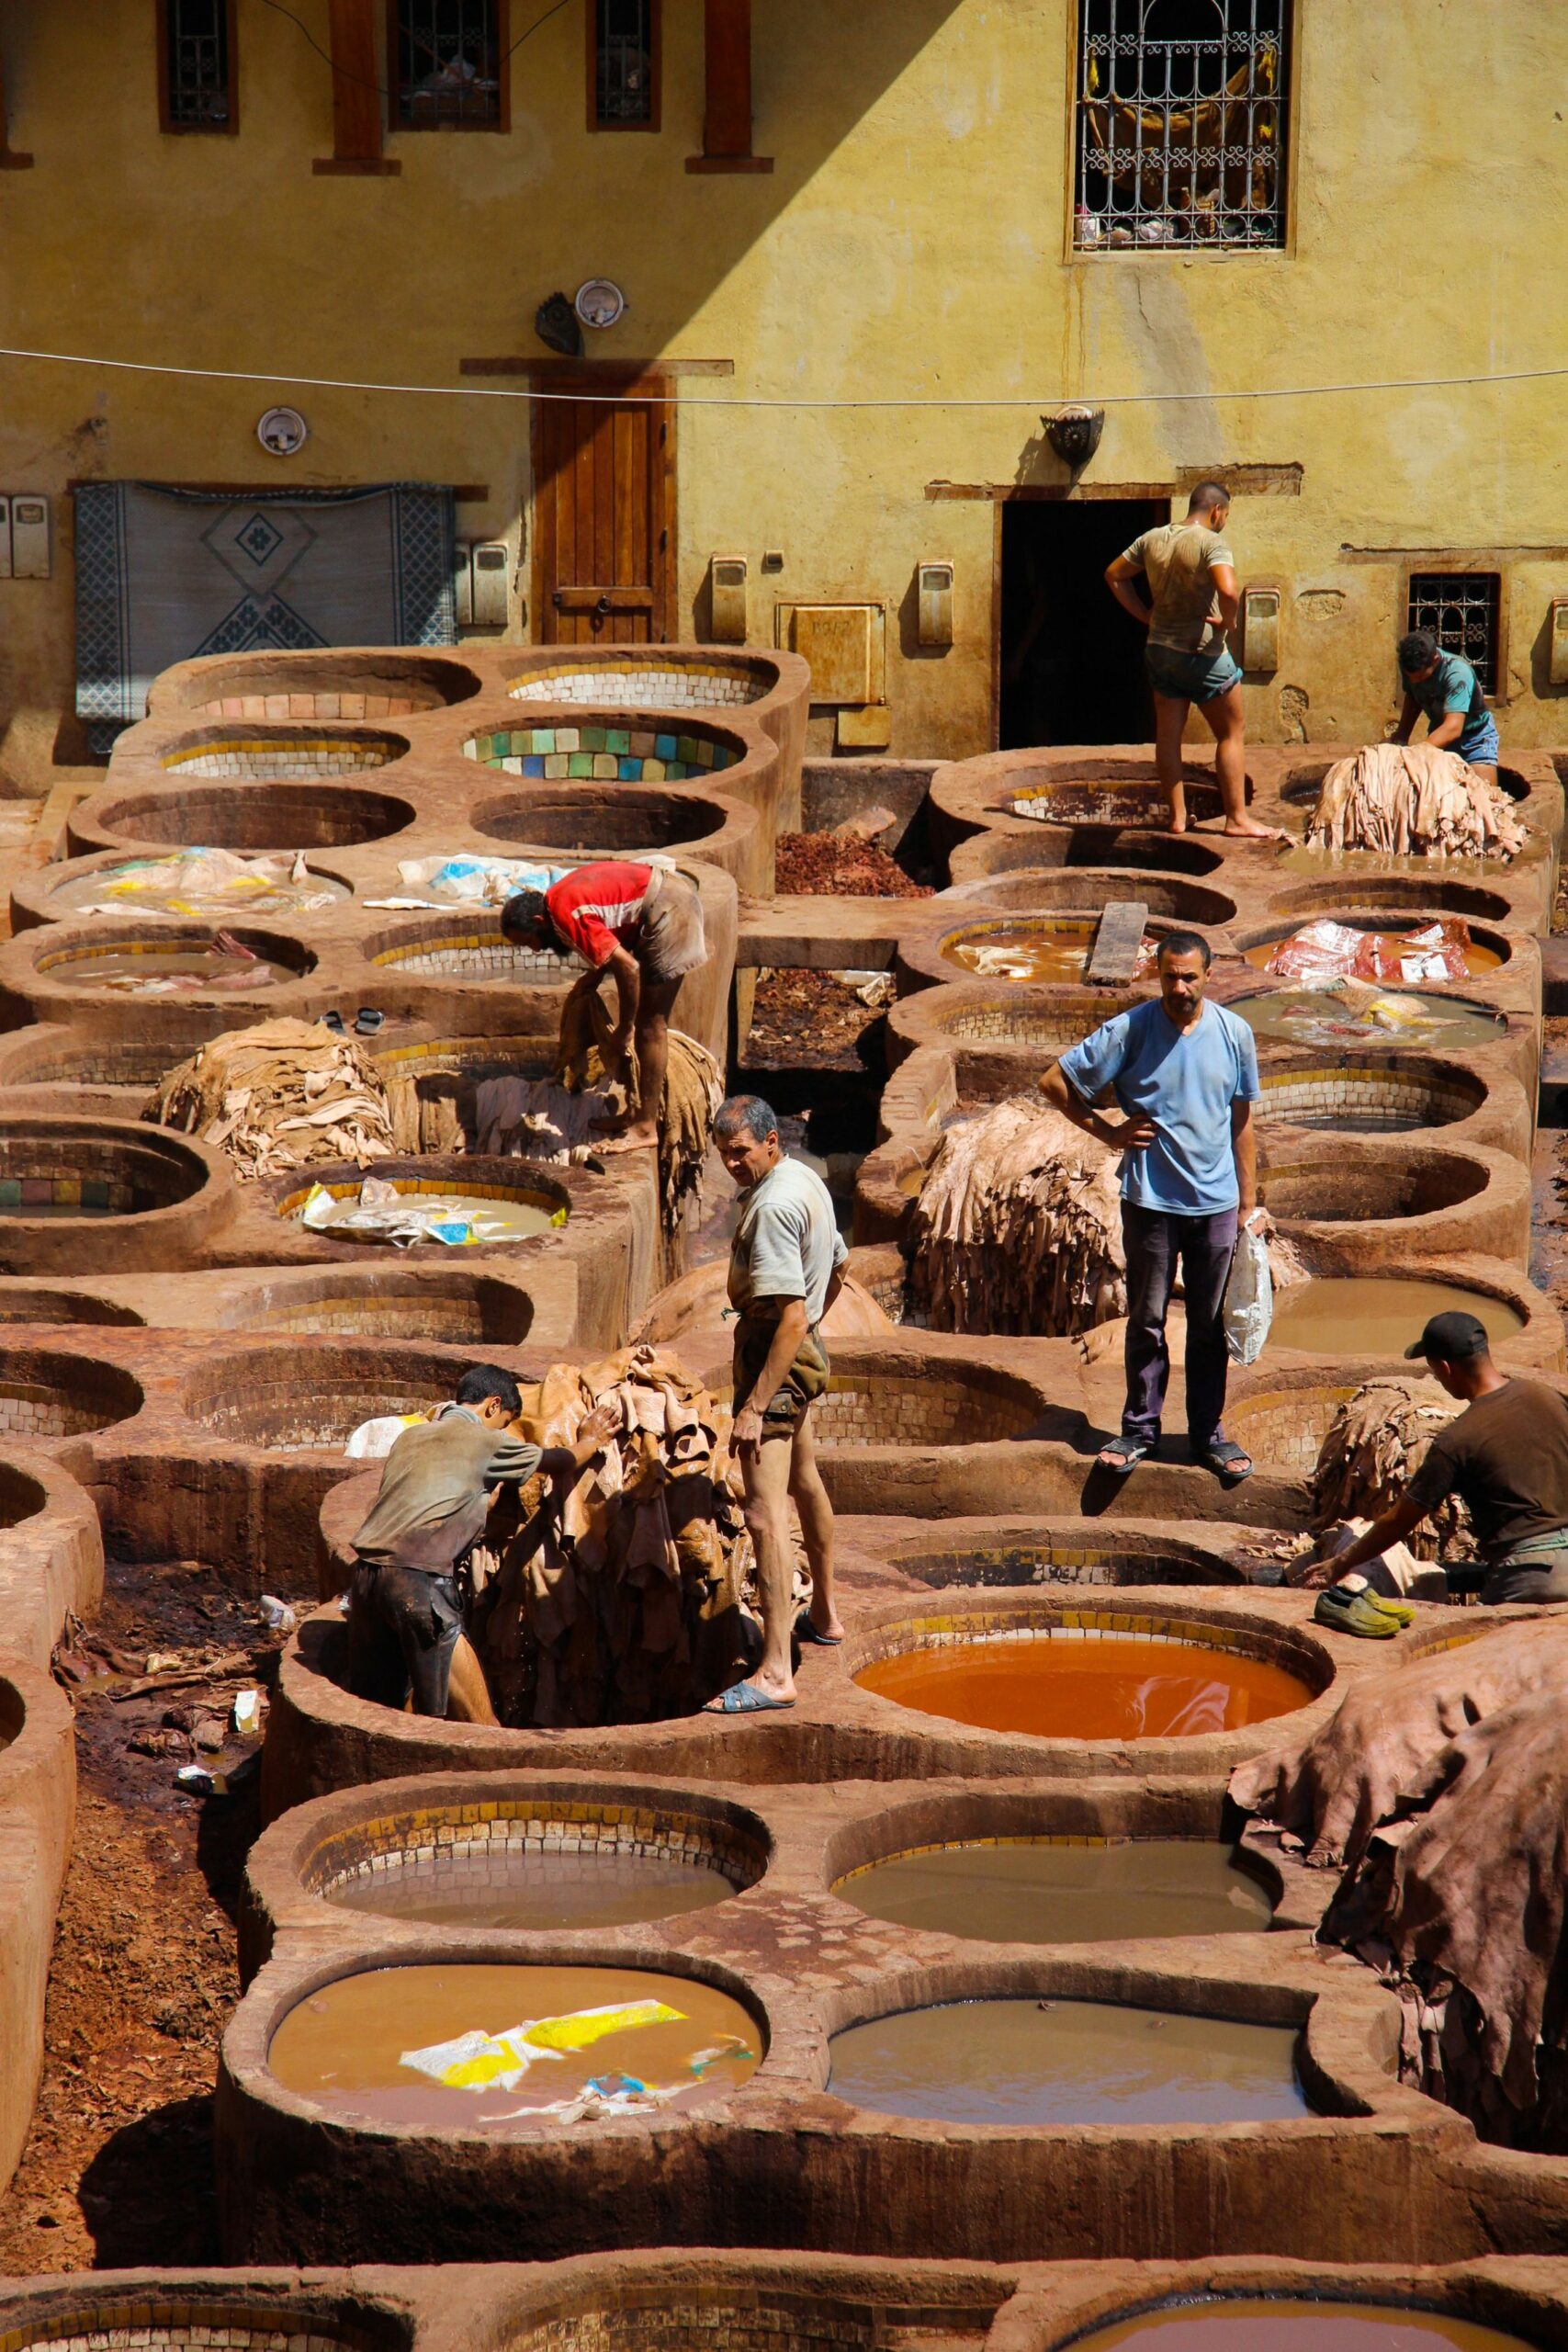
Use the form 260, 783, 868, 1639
706, 1094, 847, 1715
347, 1363, 617, 1721
1393, 629, 1501, 786
502, 860, 706, 1152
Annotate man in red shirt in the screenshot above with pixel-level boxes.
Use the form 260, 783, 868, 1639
501, 860, 707, 1151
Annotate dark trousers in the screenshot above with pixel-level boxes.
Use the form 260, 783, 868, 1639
1121, 1201, 1238, 1452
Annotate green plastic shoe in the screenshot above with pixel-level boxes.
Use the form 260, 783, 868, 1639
1365, 1589, 1416, 1627
1314, 1582, 1399, 1639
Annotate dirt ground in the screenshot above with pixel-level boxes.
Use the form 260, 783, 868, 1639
0, 1559, 288, 2274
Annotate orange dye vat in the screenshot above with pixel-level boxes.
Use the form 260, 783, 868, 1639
856, 1633, 1313, 1740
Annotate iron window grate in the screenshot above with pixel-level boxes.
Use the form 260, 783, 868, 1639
164, 0, 231, 129
1074, 0, 1288, 252
393, 0, 502, 127
1407, 573, 1503, 696
595, 0, 656, 125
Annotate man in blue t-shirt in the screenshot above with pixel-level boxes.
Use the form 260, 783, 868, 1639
1041, 931, 1262, 1483
1393, 628, 1500, 782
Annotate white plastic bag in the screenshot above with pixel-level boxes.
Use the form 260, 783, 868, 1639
1223, 1218, 1273, 1365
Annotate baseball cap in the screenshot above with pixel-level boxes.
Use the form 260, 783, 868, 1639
1404, 1310, 1489, 1363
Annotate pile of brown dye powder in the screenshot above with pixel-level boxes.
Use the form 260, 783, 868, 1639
775, 831, 932, 899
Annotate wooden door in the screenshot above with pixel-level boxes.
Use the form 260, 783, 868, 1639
532, 372, 676, 644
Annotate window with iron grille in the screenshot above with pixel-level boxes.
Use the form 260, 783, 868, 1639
592, 0, 660, 129
390, 0, 504, 129
159, 0, 235, 132
1406, 573, 1503, 697
1074, 0, 1289, 252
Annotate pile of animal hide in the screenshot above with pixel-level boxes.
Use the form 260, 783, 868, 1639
1305, 742, 1526, 862
472, 1346, 748, 1726
145, 1017, 396, 1178
557, 985, 723, 1236
1229, 1623, 1568, 2148
1309, 1376, 1469, 1562
910, 1096, 1306, 1340
383, 1057, 615, 1163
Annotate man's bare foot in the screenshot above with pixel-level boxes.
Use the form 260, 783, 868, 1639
1223, 818, 1289, 841
1164, 795, 1188, 835
597, 1123, 659, 1153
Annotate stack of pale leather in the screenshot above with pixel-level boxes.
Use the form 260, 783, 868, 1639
146, 1016, 395, 1178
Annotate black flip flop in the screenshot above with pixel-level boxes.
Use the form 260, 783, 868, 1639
1201, 1440, 1254, 1487
1098, 1436, 1151, 1475
794, 1611, 842, 1648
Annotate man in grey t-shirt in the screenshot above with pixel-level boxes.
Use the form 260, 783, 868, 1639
707, 1093, 847, 1715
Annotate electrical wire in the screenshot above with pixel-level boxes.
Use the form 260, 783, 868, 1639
253, 0, 576, 104
0, 340, 1563, 411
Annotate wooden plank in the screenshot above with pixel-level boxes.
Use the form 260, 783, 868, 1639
1087, 899, 1151, 984
653, 382, 676, 643
702, 0, 752, 156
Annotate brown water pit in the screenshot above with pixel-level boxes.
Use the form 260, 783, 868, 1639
827, 1997, 1305, 2126
1067, 2303, 1539, 2352
326, 1847, 736, 1932
836, 1838, 1273, 1942
1235, 990, 1506, 1055
1243, 925, 1503, 978
858, 1633, 1312, 1740
267, 1962, 760, 2128
50, 946, 297, 993
942, 920, 1156, 985
1271, 1276, 1525, 1359
286, 1180, 561, 1245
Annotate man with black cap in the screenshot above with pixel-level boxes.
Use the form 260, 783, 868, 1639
1326, 1311, 1568, 1606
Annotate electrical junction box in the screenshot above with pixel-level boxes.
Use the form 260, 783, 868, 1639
917, 560, 954, 648
471, 541, 509, 628
1551, 598, 1568, 689
0, 495, 49, 579
709, 554, 748, 643
1243, 585, 1280, 673
776, 601, 886, 705
453, 542, 474, 628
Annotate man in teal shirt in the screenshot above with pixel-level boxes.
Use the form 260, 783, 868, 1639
1042, 932, 1262, 1485
1393, 628, 1500, 783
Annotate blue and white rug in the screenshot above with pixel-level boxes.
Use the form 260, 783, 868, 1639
74, 481, 457, 751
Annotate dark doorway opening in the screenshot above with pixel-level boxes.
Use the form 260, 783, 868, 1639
999, 496, 1168, 749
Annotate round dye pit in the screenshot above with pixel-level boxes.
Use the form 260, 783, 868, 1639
0, 2304, 402, 2352
939, 919, 1159, 985
1258, 1150, 1488, 1231
0, 1121, 209, 1223
942, 870, 1239, 929
465, 721, 740, 785
1066, 2302, 1540, 2352
35, 928, 312, 997
370, 919, 576, 985
1233, 989, 1506, 1055
1243, 921, 1504, 980
1271, 1276, 1525, 1359
1004, 781, 1228, 827
160, 730, 406, 780
888, 1532, 1245, 1589
0, 1348, 142, 1438
0, 1287, 143, 1326
223, 1269, 536, 1344
266, 1962, 761, 2128
311, 1799, 763, 1930
179, 652, 479, 718
826, 1997, 1305, 2126
1226, 1377, 1453, 1479
49, 851, 354, 922
855, 1624, 1314, 1740
182, 1354, 455, 1452
809, 1367, 1043, 1449
835, 1838, 1273, 1942
83, 782, 414, 852
281, 1174, 563, 1249
508, 654, 768, 707
1258, 1061, 1487, 1136
476, 787, 732, 855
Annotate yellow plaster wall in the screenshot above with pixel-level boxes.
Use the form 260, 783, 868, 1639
0, 0, 1564, 785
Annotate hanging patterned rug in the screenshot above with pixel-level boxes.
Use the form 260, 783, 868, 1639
74, 481, 457, 751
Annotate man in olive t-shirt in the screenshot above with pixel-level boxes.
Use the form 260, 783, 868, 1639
1104, 480, 1278, 842
1326, 1312, 1568, 1605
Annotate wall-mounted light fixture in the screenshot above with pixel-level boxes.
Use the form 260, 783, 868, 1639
1043, 404, 1105, 469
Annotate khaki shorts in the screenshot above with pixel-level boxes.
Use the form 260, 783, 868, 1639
640, 869, 706, 983
732, 1313, 830, 1433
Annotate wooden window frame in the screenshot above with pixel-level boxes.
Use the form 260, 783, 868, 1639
385, 0, 511, 133
156, 0, 239, 136
1402, 560, 1509, 707
586, 0, 661, 133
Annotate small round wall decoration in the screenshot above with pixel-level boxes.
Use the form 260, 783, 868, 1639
574, 278, 626, 331
256, 406, 310, 458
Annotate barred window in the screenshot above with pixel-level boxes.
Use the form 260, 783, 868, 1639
391, 0, 505, 129
1407, 573, 1502, 697
1074, 0, 1288, 252
592, 0, 660, 130
159, 0, 236, 132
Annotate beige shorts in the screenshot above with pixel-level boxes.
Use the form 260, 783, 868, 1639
640, 869, 706, 984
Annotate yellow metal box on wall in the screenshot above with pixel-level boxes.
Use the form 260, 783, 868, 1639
776, 603, 886, 705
